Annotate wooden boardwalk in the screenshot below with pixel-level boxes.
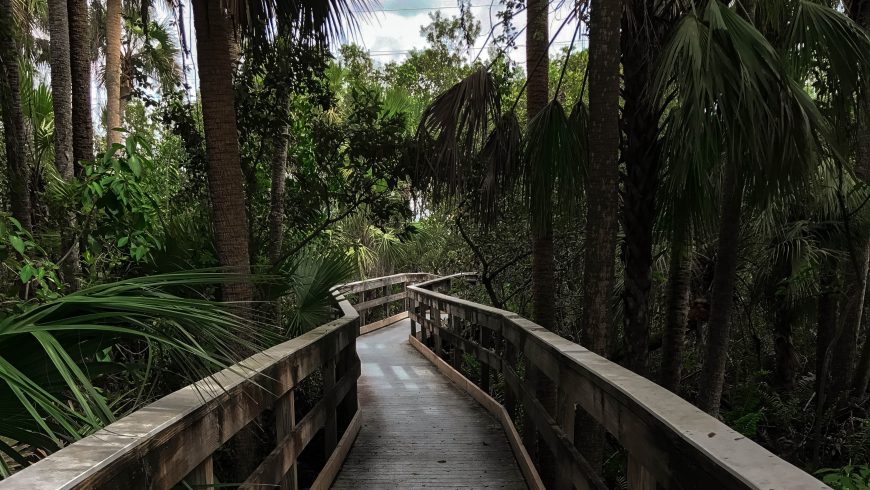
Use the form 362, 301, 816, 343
332, 319, 527, 489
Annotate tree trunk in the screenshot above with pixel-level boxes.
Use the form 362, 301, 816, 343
620, 0, 663, 375
582, 0, 623, 356
269, 126, 289, 266
815, 261, 840, 408
69, 0, 94, 175
105, 0, 122, 148
192, 0, 253, 305
697, 163, 744, 416
771, 259, 798, 391
0, 0, 32, 231
47, 0, 81, 289
525, 0, 555, 332
831, 240, 869, 399
661, 220, 691, 393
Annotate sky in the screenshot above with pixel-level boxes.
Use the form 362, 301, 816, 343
349, 1, 585, 65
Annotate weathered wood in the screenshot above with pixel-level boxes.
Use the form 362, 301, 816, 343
407, 276, 829, 490
241, 361, 359, 488
628, 456, 657, 490
409, 334, 545, 490
354, 290, 407, 312
185, 456, 213, 487
275, 390, 298, 490
1, 290, 359, 490
332, 321, 527, 489
360, 311, 408, 335
338, 273, 435, 294
309, 410, 362, 490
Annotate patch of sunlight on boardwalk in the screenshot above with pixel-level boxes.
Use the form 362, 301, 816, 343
331, 319, 527, 489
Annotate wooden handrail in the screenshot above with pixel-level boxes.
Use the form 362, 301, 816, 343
0, 274, 427, 490
407, 274, 829, 490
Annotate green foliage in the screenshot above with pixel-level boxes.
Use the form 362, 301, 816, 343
816, 465, 870, 490
0, 214, 60, 301
0, 273, 267, 475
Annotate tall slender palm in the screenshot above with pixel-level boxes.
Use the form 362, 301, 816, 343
582, 0, 623, 356
525, 0, 555, 331
105, 0, 122, 147
68, 0, 94, 174
621, 0, 673, 375
47, 0, 81, 288
656, 0, 869, 415
191, 0, 252, 304
0, 0, 32, 231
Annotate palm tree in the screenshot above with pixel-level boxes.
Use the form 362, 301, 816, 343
525, 0, 555, 331
0, 0, 32, 231
68, 0, 94, 174
655, 0, 870, 415
105, 0, 122, 147
47, 0, 82, 289
582, 0, 623, 357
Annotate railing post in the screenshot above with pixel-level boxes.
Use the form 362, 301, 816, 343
504, 337, 517, 418
479, 323, 491, 394
628, 456, 656, 490
359, 289, 367, 329
276, 390, 299, 490
554, 389, 577, 490
324, 358, 338, 457
433, 304, 443, 357
451, 314, 462, 371
185, 455, 214, 488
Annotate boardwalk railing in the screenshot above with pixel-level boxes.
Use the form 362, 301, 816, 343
407, 273, 826, 490
0, 274, 430, 490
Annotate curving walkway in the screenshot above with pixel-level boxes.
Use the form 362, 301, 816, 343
331, 319, 527, 489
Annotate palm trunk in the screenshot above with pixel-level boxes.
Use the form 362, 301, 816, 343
69, 0, 94, 175
269, 126, 289, 266
105, 0, 122, 148
47, 0, 81, 289
814, 261, 839, 408
192, 0, 253, 305
582, 0, 623, 356
771, 259, 798, 391
620, 1, 663, 374
831, 240, 869, 399
526, 0, 555, 332
0, 0, 32, 231
661, 220, 691, 393
698, 162, 744, 416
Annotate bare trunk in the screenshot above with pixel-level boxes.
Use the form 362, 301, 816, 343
831, 240, 869, 399
105, 0, 122, 148
582, 0, 623, 356
0, 0, 32, 231
69, 0, 94, 174
525, 0, 555, 332
47, 0, 81, 289
771, 259, 798, 391
661, 220, 691, 393
269, 126, 289, 265
620, 0, 663, 374
192, 0, 253, 305
815, 261, 840, 408
698, 163, 744, 416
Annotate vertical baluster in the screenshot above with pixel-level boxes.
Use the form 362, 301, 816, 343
479, 322, 491, 394
186, 455, 214, 488
451, 314, 462, 372
628, 456, 656, 490
504, 337, 517, 418
276, 390, 298, 490
433, 303, 443, 357
324, 358, 337, 457
359, 289, 367, 330
554, 388, 576, 490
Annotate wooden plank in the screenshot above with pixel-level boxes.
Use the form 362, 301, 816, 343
409, 334, 545, 490
360, 311, 409, 335
338, 273, 435, 294
503, 367, 607, 490
310, 410, 362, 490
0, 311, 358, 490
241, 362, 360, 489
332, 321, 526, 489
409, 277, 827, 490
184, 456, 213, 488
355, 290, 407, 312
